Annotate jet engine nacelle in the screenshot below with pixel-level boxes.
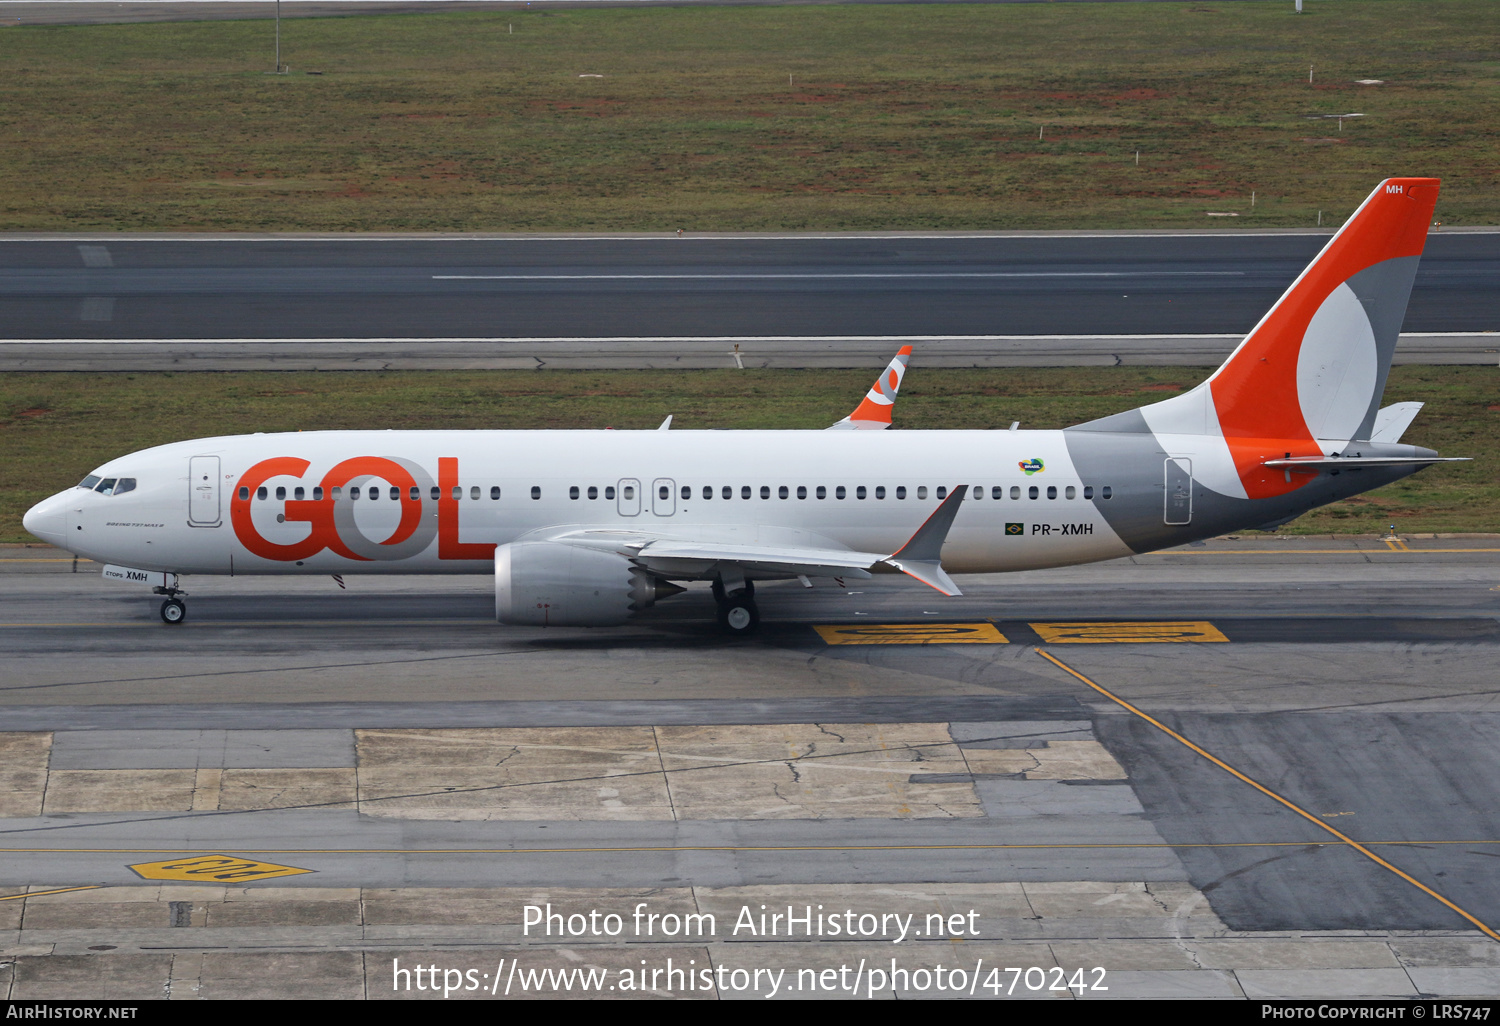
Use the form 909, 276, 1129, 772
494, 541, 673, 626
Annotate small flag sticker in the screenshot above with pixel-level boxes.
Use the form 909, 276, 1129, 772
1006, 523, 1024, 536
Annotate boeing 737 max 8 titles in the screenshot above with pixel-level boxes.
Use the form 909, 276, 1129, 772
23, 178, 1466, 633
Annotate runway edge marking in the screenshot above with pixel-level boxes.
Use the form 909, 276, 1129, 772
1035, 649, 1500, 943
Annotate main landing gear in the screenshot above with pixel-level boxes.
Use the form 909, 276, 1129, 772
712, 577, 758, 636
153, 583, 187, 625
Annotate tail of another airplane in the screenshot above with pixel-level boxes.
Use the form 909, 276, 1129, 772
1074, 177, 1440, 500
828, 345, 912, 430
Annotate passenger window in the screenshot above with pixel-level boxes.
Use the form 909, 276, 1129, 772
972, 486, 982, 500
409, 486, 419, 501
760, 486, 770, 499
79, 475, 102, 490
836, 486, 846, 499
351, 487, 362, 500
294, 487, 304, 500
531, 486, 542, 500
897, 486, 906, 500
816, 486, 826, 499
876, 486, 886, 499
1102, 486, 1113, 499
936, 486, 947, 499
856, 486, 867, 500
682, 485, 691, 500
1010, 486, 1020, 500
703, 486, 711, 500
722, 486, 731, 500
623, 486, 634, 500
606, 486, 616, 500
431, 486, 440, 501
587, 486, 597, 500
778, 486, 788, 499
1084, 485, 1094, 499
741, 486, 751, 500
1047, 486, 1057, 499
238, 486, 250, 501
917, 486, 927, 500
331, 487, 342, 500
1029, 486, 1039, 499
369, 487, 379, 501
257, 486, 268, 500
570, 486, 580, 500
797, 485, 807, 499
992, 486, 1002, 499
659, 485, 669, 500
450, 486, 461, 501
1066, 486, 1076, 500
275, 486, 286, 500
314, 487, 324, 501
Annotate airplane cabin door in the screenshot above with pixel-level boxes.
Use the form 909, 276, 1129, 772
1164, 457, 1193, 525
652, 478, 676, 517
617, 478, 641, 517
188, 455, 221, 527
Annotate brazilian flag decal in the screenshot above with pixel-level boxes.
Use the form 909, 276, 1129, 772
1005, 523, 1024, 536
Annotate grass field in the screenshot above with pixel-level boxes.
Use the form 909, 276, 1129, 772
2, 366, 1493, 542
1, 0, 1497, 230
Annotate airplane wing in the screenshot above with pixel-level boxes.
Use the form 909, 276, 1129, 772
827, 345, 912, 430
541, 483, 970, 594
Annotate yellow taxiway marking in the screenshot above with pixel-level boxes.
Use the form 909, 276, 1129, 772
1036, 649, 1500, 943
128, 854, 314, 882
1384, 537, 1413, 552
1, 841, 1498, 857
0, 885, 102, 902
815, 622, 1008, 645
1030, 621, 1229, 644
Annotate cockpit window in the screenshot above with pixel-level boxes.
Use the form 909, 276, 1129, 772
79, 475, 101, 490
95, 478, 118, 495
113, 478, 136, 495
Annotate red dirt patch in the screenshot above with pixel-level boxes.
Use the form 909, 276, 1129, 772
15, 408, 50, 417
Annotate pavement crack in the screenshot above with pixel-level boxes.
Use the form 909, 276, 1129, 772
813, 723, 846, 744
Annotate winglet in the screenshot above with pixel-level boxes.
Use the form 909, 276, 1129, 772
884, 485, 967, 595
828, 346, 912, 430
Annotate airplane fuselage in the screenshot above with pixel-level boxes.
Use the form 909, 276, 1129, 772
29, 426, 1421, 579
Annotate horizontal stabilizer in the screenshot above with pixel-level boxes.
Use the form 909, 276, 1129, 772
1262, 455, 1469, 469
1368, 402, 1422, 444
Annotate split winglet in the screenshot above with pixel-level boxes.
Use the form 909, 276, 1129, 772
883, 485, 967, 595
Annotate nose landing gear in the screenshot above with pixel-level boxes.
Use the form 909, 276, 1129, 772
153, 583, 187, 625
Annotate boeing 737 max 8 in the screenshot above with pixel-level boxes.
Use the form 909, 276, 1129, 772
23, 178, 1465, 633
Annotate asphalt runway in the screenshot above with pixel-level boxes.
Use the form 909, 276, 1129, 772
2, 535, 1498, 950
3, 233, 1496, 369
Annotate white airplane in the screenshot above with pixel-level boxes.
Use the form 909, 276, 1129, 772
24, 178, 1464, 633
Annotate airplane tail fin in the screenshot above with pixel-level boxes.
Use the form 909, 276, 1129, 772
1072, 177, 1439, 500
828, 345, 912, 430
1205, 177, 1438, 451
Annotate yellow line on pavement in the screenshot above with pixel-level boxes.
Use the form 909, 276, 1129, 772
1036, 648, 1500, 943
0, 841, 1498, 856
0, 885, 102, 902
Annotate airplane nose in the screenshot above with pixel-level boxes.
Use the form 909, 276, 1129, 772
22, 493, 68, 547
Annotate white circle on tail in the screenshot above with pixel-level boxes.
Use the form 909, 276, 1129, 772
1296, 282, 1378, 443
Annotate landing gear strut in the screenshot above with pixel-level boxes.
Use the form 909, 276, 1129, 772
153, 582, 187, 625
715, 584, 758, 635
